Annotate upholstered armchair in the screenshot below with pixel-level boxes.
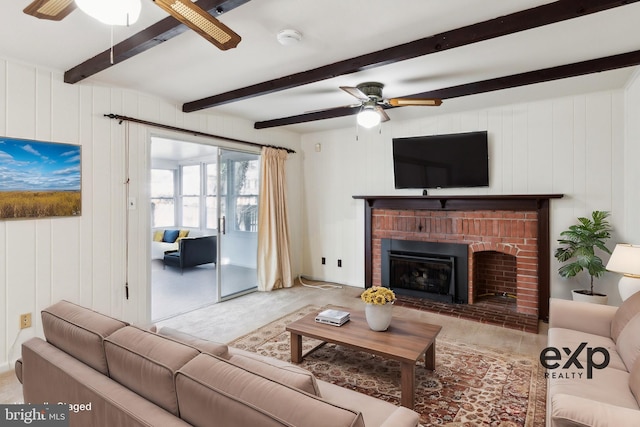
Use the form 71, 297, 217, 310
163, 236, 217, 273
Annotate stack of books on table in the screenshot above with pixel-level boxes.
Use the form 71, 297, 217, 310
315, 309, 350, 326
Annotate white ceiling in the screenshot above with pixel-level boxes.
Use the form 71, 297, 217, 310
2, 1, 640, 134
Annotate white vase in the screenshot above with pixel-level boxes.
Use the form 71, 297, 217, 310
571, 289, 608, 305
365, 303, 393, 331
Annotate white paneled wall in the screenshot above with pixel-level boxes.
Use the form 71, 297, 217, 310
624, 70, 640, 242
300, 86, 636, 308
0, 57, 302, 370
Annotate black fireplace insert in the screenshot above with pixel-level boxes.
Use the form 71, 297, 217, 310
381, 239, 468, 303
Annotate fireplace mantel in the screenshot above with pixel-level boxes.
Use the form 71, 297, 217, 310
353, 194, 563, 210
353, 194, 563, 321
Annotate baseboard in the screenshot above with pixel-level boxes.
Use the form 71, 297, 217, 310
0, 361, 13, 374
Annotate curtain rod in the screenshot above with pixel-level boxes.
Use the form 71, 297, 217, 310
104, 114, 296, 154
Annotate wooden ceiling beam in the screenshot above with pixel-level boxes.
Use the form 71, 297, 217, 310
254, 107, 362, 130
403, 50, 640, 101
63, 0, 250, 84
253, 50, 640, 129
185, 0, 639, 112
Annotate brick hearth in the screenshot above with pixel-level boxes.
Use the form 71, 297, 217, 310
372, 209, 539, 316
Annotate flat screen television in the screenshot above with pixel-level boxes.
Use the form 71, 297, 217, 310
392, 131, 489, 189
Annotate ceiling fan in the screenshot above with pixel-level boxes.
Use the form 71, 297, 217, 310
337, 82, 442, 128
22, 0, 241, 50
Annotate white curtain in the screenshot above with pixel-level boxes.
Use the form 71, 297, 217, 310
257, 147, 293, 291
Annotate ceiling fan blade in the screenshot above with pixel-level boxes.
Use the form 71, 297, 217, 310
152, 0, 241, 51
340, 86, 370, 102
24, 0, 76, 21
375, 105, 390, 122
387, 97, 443, 107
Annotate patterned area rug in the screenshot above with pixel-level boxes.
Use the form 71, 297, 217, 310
229, 305, 546, 427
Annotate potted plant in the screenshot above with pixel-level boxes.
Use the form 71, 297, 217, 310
554, 210, 613, 304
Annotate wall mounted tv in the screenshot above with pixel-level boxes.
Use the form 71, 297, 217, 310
392, 131, 489, 190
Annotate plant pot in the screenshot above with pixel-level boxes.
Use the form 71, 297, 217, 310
364, 303, 393, 331
571, 289, 608, 305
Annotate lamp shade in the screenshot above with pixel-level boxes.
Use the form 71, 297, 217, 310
357, 107, 381, 129
76, 0, 141, 26
606, 244, 640, 276
607, 244, 640, 301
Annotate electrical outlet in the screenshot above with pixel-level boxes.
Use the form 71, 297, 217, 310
20, 313, 32, 329
337, 259, 342, 268
321, 257, 326, 265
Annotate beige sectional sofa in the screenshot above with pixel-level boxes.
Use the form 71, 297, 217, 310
546, 293, 640, 426
15, 300, 419, 427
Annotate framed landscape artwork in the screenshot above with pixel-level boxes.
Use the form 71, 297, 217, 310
0, 137, 81, 219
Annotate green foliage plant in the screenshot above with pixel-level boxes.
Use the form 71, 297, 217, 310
554, 210, 613, 296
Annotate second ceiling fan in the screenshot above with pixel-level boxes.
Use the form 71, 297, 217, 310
23, 0, 241, 51
336, 82, 442, 128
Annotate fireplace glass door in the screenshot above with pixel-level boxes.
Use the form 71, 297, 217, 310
389, 253, 456, 302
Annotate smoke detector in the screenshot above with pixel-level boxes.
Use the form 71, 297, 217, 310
277, 29, 303, 46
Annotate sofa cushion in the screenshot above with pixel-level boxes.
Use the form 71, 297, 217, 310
163, 229, 180, 243
41, 300, 128, 375
612, 291, 640, 342
317, 379, 420, 427
176, 353, 365, 427
547, 327, 627, 371
153, 230, 164, 242
617, 313, 640, 371
157, 327, 230, 358
157, 329, 320, 396
549, 365, 639, 410
104, 326, 199, 416
551, 393, 640, 426
630, 356, 640, 407
228, 350, 322, 396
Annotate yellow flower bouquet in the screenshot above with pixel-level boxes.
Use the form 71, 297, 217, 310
360, 286, 396, 305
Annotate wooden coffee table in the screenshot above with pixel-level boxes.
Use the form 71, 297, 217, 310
285, 307, 442, 409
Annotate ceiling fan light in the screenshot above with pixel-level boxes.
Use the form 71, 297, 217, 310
357, 108, 381, 129
76, 0, 141, 26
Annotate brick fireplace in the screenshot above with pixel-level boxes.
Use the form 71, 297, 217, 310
354, 195, 563, 321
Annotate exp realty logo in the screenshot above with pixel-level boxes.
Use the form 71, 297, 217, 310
1, 404, 68, 426
540, 342, 610, 379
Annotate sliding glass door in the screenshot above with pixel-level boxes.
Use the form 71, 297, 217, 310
150, 137, 259, 320
216, 148, 260, 300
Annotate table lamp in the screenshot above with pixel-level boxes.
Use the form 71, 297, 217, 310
606, 244, 640, 301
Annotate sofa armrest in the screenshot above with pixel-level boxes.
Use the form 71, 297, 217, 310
14, 358, 23, 384
549, 298, 617, 337
551, 393, 640, 427
379, 407, 420, 427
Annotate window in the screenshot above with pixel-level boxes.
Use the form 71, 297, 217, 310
150, 169, 175, 227
180, 164, 201, 228
151, 150, 259, 232
230, 159, 259, 232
